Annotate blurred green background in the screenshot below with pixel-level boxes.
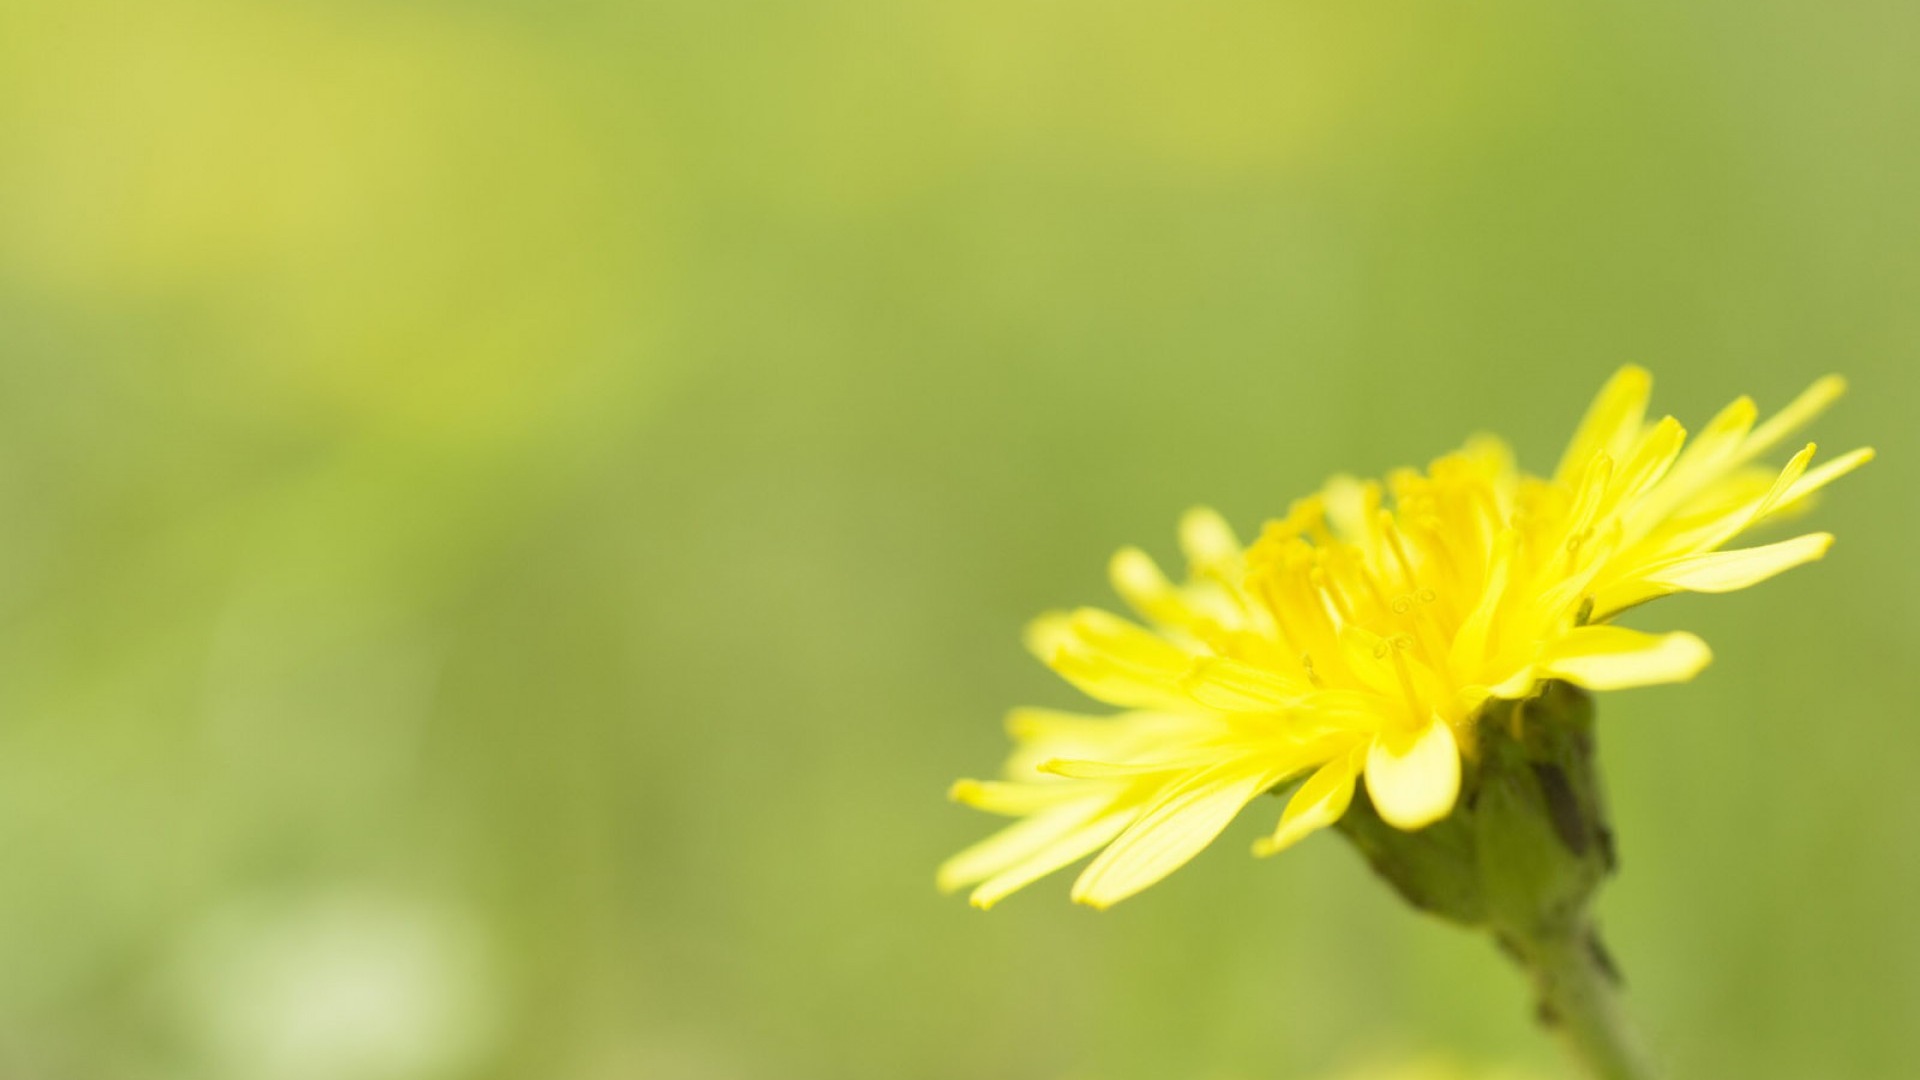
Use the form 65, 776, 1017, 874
0, 1, 1914, 1078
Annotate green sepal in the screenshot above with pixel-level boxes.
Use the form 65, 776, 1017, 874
1333, 681, 1616, 942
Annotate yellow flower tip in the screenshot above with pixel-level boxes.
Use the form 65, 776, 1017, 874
1613, 363, 1654, 390
1541, 627, 1714, 690
1668, 632, 1713, 682
1108, 546, 1179, 621
1253, 753, 1362, 857
1179, 505, 1240, 566
967, 890, 1000, 910
1459, 428, 1520, 457
1625, 632, 1714, 686
1068, 889, 1115, 912
1747, 377, 1852, 456
934, 859, 969, 894
1021, 612, 1073, 661
1250, 836, 1288, 859
1249, 816, 1316, 859
947, 779, 986, 805
1109, 545, 1156, 589
1178, 505, 1227, 534
1365, 720, 1462, 831
1003, 707, 1072, 741
1554, 366, 1654, 484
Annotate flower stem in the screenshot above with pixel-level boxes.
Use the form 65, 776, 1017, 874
1334, 685, 1661, 1078
1513, 925, 1658, 1080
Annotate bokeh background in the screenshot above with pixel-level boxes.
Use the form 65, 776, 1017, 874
0, 1, 1914, 1078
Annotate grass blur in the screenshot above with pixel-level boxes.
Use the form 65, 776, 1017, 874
0, 1, 1915, 1078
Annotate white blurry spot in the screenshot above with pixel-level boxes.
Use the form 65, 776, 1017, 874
175, 890, 499, 1080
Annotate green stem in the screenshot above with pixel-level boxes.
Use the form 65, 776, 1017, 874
1333, 685, 1661, 1079
1516, 927, 1659, 1080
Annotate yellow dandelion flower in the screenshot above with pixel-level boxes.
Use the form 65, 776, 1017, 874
940, 367, 1871, 910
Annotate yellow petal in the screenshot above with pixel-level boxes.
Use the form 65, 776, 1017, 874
1752, 443, 1818, 519
1028, 608, 1196, 711
1539, 626, 1711, 690
1047, 655, 1191, 712
937, 796, 1110, 893
1253, 749, 1362, 856
1022, 611, 1075, 662
1363, 718, 1461, 831
1027, 609, 1189, 671
1322, 475, 1381, 544
1004, 707, 1120, 746
1181, 656, 1304, 711
1178, 506, 1242, 570
1337, 625, 1406, 700
1070, 766, 1275, 909
1657, 443, 1816, 557
1679, 395, 1759, 475
1287, 689, 1393, 737
1622, 396, 1759, 535
1483, 665, 1539, 700
1001, 710, 1191, 786
969, 811, 1137, 909
1773, 446, 1875, 514
1742, 375, 1846, 461
1038, 755, 1213, 780
1555, 365, 1651, 486
1064, 608, 1192, 667
1641, 532, 1832, 594
1612, 415, 1687, 504
949, 779, 1086, 816
1449, 528, 1518, 675
1109, 546, 1189, 628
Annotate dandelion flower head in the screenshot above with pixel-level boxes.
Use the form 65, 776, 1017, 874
941, 368, 1871, 910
